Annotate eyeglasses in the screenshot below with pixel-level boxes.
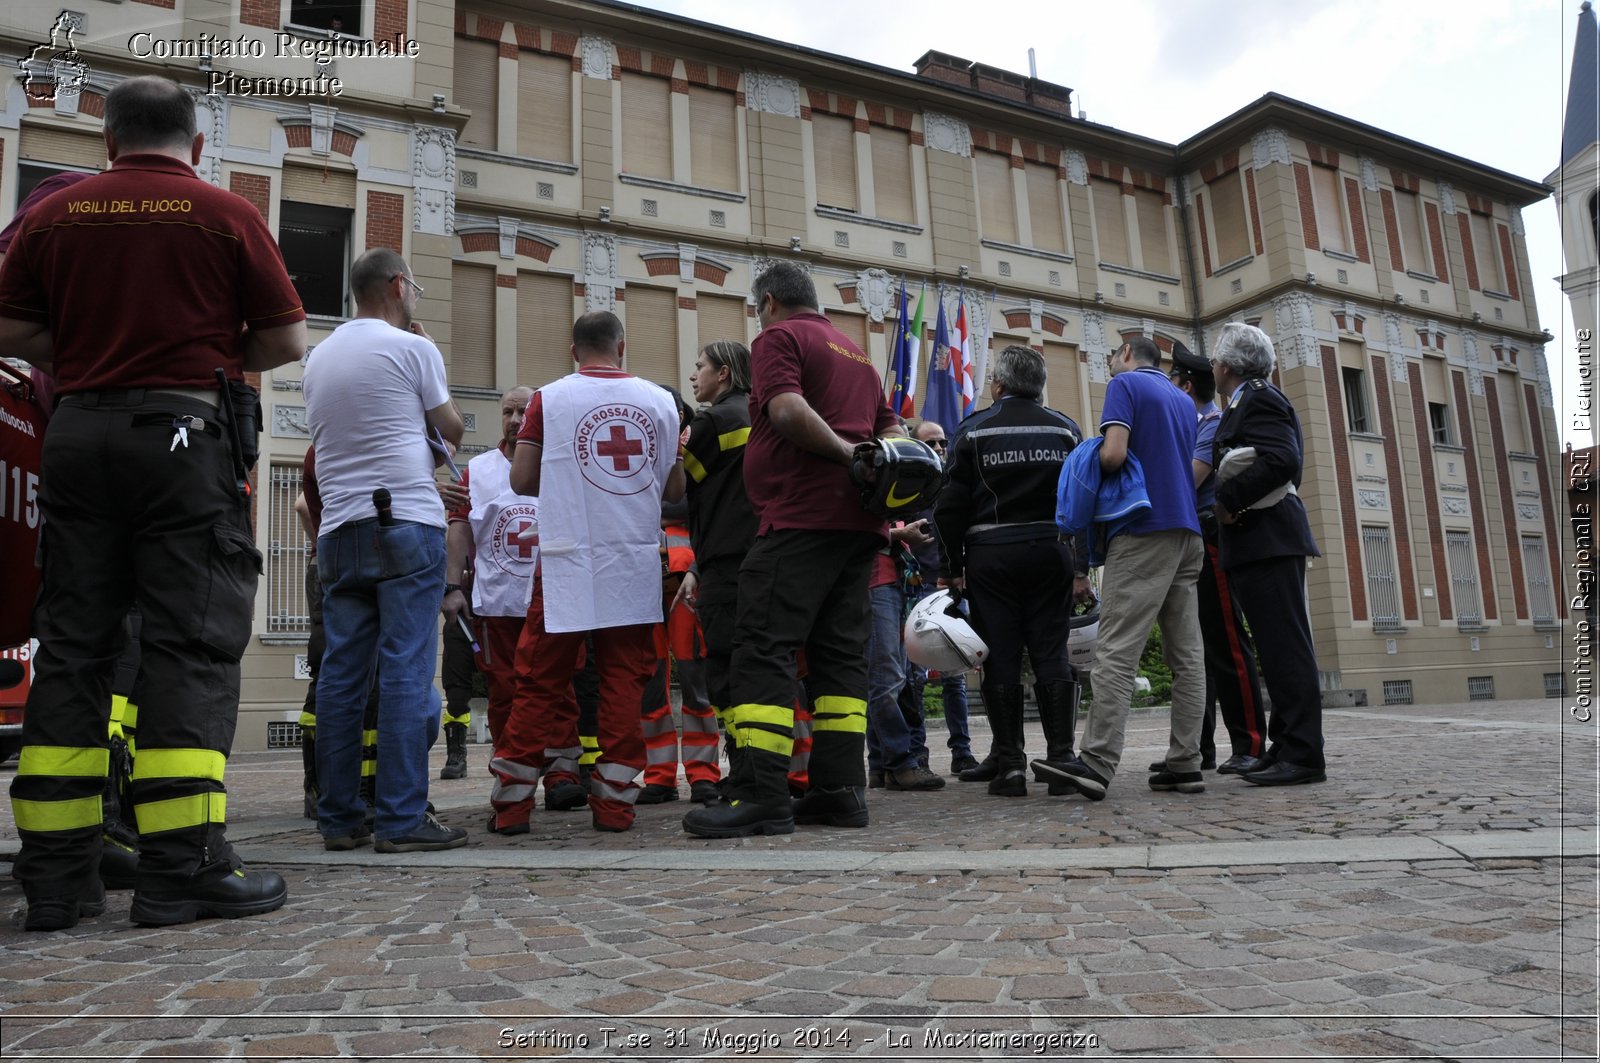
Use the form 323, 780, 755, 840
392, 273, 425, 296
925, 439, 948, 450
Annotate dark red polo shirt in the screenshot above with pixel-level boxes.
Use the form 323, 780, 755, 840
745, 310, 896, 537
0, 153, 304, 394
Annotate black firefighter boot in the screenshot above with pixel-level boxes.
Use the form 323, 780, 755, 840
440, 722, 468, 780
301, 726, 319, 820
1030, 680, 1080, 796
985, 683, 1028, 797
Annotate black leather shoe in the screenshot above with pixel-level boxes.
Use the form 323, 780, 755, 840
689, 780, 723, 805
682, 799, 794, 838
130, 868, 287, 927
486, 814, 530, 836
949, 753, 981, 775
792, 786, 869, 828
958, 754, 998, 782
1242, 761, 1326, 786
1148, 769, 1205, 793
987, 769, 1026, 797
545, 781, 589, 811
1217, 754, 1266, 776
1201, 757, 1217, 771
635, 783, 680, 805
1046, 756, 1108, 801
20, 880, 106, 932
100, 836, 139, 891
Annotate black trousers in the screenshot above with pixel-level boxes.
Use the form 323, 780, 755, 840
727, 529, 877, 803
12, 393, 259, 897
1226, 555, 1324, 770
1196, 538, 1267, 759
964, 537, 1075, 688
440, 612, 476, 724
696, 556, 741, 723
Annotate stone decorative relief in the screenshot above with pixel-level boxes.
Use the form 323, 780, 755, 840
1532, 344, 1554, 409
497, 218, 519, 260
272, 404, 310, 439
1383, 311, 1405, 351
412, 126, 457, 236
678, 243, 697, 284
964, 295, 990, 349
1028, 298, 1044, 334
1250, 127, 1292, 169
1461, 330, 1485, 397
583, 232, 619, 312
1272, 292, 1318, 372
187, 89, 226, 187
308, 104, 337, 156
1064, 149, 1088, 187
923, 113, 972, 158
1442, 496, 1469, 516
580, 37, 614, 80
1437, 181, 1458, 216
1517, 503, 1540, 521
852, 269, 894, 323
1359, 156, 1378, 192
1083, 312, 1109, 384
1509, 207, 1524, 237
1357, 490, 1387, 509
745, 72, 801, 118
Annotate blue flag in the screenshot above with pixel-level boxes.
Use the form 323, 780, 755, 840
886, 280, 912, 416
919, 296, 961, 433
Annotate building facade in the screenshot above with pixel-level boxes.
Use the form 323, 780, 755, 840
0, 0, 1565, 749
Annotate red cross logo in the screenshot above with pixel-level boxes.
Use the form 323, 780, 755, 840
596, 424, 644, 472
507, 519, 536, 558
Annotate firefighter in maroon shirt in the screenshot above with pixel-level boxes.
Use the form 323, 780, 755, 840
683, 262, 901, 839
0, 76, 307, 930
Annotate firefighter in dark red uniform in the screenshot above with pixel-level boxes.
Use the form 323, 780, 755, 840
0, 76, 306, 930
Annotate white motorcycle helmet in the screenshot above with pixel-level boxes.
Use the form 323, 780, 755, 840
1067, 593, 1100, 671
903, 589, 988, 674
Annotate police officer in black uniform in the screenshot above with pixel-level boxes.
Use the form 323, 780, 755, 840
933, 345, 1089, 797
1210, 323, 1327, 786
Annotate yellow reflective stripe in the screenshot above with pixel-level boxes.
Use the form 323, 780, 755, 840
120, 700, 139, 729
734, 703, 793, 729
13, 795, 102, 832
580, 735, 601, 765
109, 694, 129, 727
442, 710, 470, 727
136, 792, 226, 835
718, 427, 750, 451
362, 729, 378, 745
361, 761, 376, 777
18, 745, 108, 778
811, 695, 867, 734
132, 748, 227, 783
738, 728, 793, 757
297, 712, 317, 728
682, 449, 709, 483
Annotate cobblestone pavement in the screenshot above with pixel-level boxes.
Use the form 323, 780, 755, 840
2, 699, 1596, 1060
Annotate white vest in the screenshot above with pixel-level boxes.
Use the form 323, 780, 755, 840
467, 447, 538, 618
537, 371, 678, 633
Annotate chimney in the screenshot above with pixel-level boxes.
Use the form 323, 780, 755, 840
914, 50, 1073, 118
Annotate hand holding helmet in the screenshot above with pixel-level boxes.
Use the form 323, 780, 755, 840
850, 436, 946, 519
903, 588, 988, 674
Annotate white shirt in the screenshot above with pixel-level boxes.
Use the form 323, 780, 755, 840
303, 317, 451, 534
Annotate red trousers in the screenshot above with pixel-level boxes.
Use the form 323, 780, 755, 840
472, 615, 526, 748
641, 606, 720, 787
491, 575, 654, 831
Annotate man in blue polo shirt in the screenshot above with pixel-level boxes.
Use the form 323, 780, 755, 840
1051, 336, 1206, 801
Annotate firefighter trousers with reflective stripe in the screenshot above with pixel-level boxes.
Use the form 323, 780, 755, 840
11, 396, 257, 899
725, 529, 876, 805
641, 615, 721, 787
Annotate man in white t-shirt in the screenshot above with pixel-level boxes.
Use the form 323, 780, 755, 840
493, 311, 683, 833
303, 248, 468, 854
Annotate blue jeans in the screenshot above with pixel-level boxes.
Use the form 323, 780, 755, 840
316, 518, 446, 841
865, 583, 918, 773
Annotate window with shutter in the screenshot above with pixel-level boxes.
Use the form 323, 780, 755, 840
1040, 340, 1080, 416
622, 73, 672, 180
812, 114, 858, 211
1024, 162, 1064, 253
870, 127, 914, 223
516, 272, 575, 388
1469, 211, 1504, 290
1207, 174, 1249, 266
454, 38, 499, 150
1091, 178, 1129, 265
450, 263, 496, 388
1496, 370, 1526, 451
696, 294, 749, 353
689, 86, 738, 191
1134, 188, 1171, 275
624, 287, 680, 387
517, 52, 572, 163
1311, 163, 1347, 253
975, 151, 1016, 244
824, 311, 870, 364
1394, 189, 1430, 273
